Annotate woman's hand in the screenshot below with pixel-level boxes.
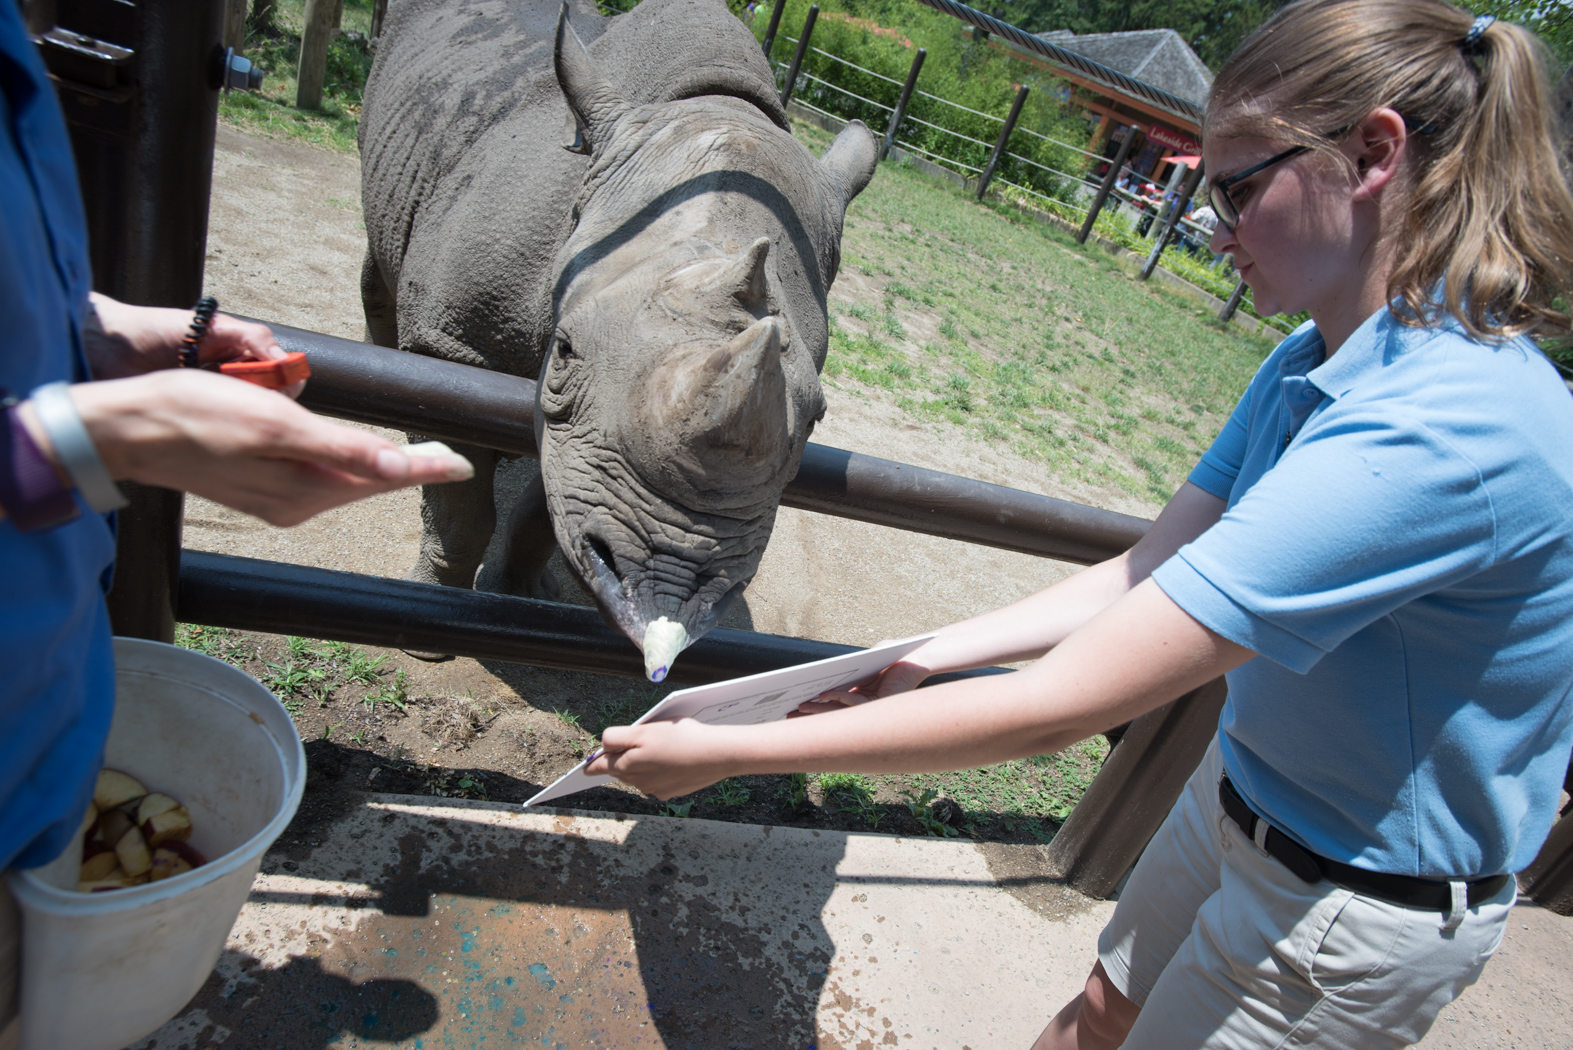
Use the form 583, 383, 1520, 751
86, 294, 306, 398
585, 719, 737, 800
792, 654, 931, 716
64, 369, 473, 526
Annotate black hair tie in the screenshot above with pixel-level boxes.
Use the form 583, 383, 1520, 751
179, 295, 218, 369
1463, 14, 1495, 55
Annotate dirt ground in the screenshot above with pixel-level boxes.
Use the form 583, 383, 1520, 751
191, 125, 1135, 838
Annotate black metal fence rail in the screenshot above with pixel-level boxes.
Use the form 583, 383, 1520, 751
180, 550, 1012, 688
266, 319, 1152, 565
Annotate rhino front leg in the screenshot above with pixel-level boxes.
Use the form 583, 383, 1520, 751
408, 437, 500, 589
361, 248, 399, 349
494, 465, 565, 603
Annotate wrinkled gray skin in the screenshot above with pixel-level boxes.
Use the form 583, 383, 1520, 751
359, 0, 877, 678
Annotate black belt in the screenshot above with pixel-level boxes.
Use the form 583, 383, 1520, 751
1218, 776, 1511, 913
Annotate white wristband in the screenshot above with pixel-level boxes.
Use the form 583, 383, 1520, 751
30, 381, 128, 513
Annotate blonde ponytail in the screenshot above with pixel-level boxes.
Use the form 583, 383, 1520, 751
1207, 0, 1573, 343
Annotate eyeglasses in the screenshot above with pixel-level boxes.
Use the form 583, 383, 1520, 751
1208, 145, 1309, 230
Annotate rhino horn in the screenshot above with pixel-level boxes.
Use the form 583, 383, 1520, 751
698, 316, 788, 456
701, 237, 771, 313
554, 1, 628, 151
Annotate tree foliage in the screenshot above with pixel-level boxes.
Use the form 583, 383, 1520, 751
990, 0, 1283, 71
986, 0, 1571, 74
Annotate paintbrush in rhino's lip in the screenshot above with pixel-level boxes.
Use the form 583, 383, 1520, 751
641, 616, 689, 683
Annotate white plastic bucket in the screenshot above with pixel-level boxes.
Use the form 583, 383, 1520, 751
7, 637, 305, 1050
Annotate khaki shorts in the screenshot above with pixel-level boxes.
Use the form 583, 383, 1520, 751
1098, 735, 1515, 1049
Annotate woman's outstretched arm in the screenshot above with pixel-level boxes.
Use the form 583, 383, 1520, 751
586, 569, 1254, 799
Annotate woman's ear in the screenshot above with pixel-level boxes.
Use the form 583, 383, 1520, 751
1349, 107, 1408, 202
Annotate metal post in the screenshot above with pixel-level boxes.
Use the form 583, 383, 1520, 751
296, 0, 335, 110
879, 47, 926, 162
976, 83, 1028, 201
1076, 125, 1137, 245
779, 4, 816, 106
48, 0, 225, 642
760, 0, 786, 59
1138, 161, 1205, 280
1219, 276, 1247, 322
1520, 805, 1573, 916
1044, 677, 1229, 898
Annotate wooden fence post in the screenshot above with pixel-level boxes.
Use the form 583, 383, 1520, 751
1139, 161, 1205, 280
1044, 677, 1229, 898
370, 0, 388, 43
779, 5, 817, 106
1219, 276, 1247, 321
879, 47, 926, 162
976, 83, 1028, 201
1520, 805, 1573, 916
1076, 125, 1137, 245
222, 0, 248, 51
295, 0, 335, 110
760, 0, 786, 59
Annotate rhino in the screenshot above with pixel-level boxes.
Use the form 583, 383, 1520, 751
358, 0, 877, 679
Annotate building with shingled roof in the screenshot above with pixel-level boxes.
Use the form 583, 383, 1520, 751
995, 26, 1213, 179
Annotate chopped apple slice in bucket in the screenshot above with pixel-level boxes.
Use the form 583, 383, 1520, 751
93, 769, 146, 811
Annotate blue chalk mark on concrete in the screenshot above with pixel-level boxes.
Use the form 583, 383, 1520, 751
528, 963, 555, 989
505, 976, 516, 987
512, 1007, 527, 1027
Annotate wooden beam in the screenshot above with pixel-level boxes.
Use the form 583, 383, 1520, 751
295, 0, 335, 110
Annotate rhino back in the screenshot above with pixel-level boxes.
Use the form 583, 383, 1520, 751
361, 0, 787, 377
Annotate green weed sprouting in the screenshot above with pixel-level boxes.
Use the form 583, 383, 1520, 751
712, 779, 752, 807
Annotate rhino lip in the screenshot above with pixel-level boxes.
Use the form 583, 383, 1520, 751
579, 534, 642, 642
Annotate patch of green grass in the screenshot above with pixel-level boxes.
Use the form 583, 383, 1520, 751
816, 772, 881, 827
363, 669, 408, 712
887, 736, 1109, 837
217, 0, 375, 153
589, 686, 665, 736
797, 117, 1280, 508
901, 787, 959, 838
710, 779, 752, 807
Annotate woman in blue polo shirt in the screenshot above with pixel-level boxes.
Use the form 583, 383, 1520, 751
588, 1, 1573, 1045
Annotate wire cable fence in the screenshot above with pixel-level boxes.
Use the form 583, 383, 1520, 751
771, 29, 1094, 207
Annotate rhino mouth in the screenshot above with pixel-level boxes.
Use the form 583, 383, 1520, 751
574, 522, 752, 683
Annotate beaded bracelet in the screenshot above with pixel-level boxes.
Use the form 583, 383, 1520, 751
180, 295, 219, 369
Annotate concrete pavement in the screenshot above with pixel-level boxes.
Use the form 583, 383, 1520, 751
132, 795, 1112, 1049
129, 794, 1571, 1049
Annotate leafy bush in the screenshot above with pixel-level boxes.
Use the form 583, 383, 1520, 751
754, 0, 1096, 204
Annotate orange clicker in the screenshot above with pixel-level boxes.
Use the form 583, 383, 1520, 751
218, 352, 311, 390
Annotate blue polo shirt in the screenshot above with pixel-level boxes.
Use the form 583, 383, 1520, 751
1153, 306, 1573, 878
0, 2, 117, 872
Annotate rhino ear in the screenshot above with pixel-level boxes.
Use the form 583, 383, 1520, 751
818, 120, 879, 215
702, 237, 771, 313
554, 1, 628, 153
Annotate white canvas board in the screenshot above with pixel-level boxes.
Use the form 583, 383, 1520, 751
524, 635, 931, 807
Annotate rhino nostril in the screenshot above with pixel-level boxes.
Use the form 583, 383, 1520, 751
585, 533, 618, 577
